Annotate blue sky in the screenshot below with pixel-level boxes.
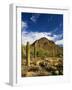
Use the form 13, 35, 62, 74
21, 12, 63, 46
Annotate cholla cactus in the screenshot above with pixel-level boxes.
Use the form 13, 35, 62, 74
26, 42, 30, 66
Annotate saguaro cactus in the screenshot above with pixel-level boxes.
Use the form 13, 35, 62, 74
52, 46, 55, 57
34, 40, 38, 58
26, 42, 30, 66
34, 43, 36, 58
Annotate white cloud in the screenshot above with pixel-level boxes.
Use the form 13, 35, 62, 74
30, 16, 36, 22
21, 21, 63, 46
53, 34, 63, 41
55, 39, 63, 45
30, 14, 40, 23
22, 31, 54, 45
21, 21, 28, 30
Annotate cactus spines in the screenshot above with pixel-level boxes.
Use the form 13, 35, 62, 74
26, 42, 30, 66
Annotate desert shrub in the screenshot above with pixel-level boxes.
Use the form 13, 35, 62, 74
56, 64, 63, 71
44, 52, 49, 57
56, 53, 63, 57
52, 70, 59, 75
37, 71, 48, 76
28, 66, 39, 72
30, 51, 34, 58
36, 49, 49, 58
59, 70, 63, 75
36, 50, 43, 57
39, 61, 49, 70
39, 61, 45, 68
45, 65, 55, 72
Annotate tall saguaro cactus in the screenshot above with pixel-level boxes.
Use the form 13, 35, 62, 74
53, 46, 55, 57
26, 42, 30, 66
34, 40, 38, 58
34, 43, 36, 58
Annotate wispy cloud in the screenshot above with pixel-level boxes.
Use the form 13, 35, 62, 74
21, 21, 63, 46
22, 31, 54, 45
53, 34, 63, 41
30, 14, 40, 23
21, 21, 28, 31
55, 39, 63, 45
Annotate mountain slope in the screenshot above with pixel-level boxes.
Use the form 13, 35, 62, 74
31, 37, 63, 57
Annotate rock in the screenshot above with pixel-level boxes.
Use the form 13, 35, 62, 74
55, 70, 59, 75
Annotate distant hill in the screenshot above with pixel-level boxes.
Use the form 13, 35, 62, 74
22, 37, 63, 58
31, 37, 63, 57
